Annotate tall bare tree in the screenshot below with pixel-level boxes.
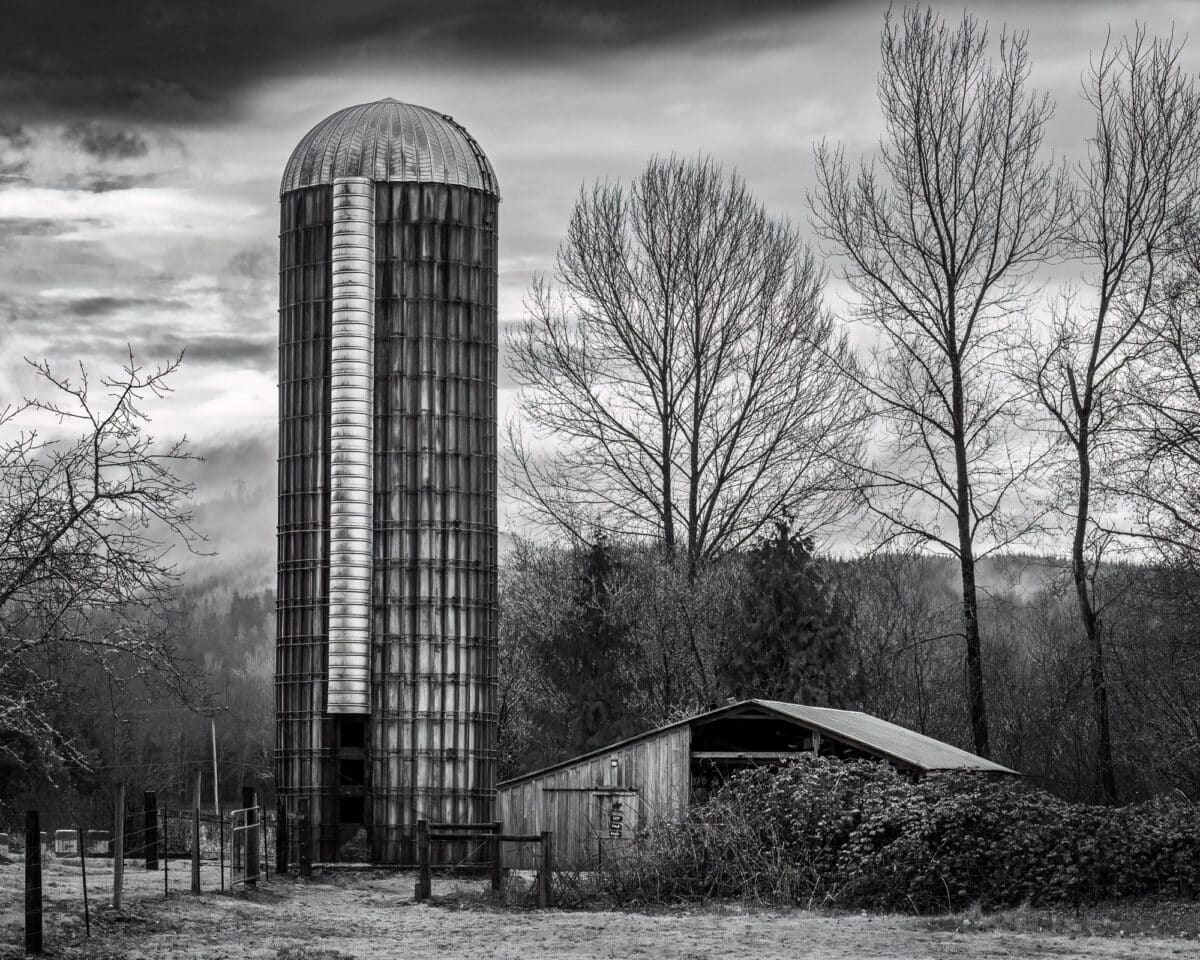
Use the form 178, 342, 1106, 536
507, 155, 862, 577
1028, 29, 1200, 801
0, 351, 200, 770
1127, 217, 1200, 581
810, 6, 1070, 757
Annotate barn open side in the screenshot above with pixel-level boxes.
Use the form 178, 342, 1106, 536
496, 699, 1018, 869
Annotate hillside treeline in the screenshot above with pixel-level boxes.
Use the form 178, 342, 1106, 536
500, 537, 1200, 805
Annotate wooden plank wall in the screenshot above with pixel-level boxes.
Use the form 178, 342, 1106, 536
496, 726, 691, 869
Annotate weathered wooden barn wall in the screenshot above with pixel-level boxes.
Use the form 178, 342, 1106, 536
497, 726, 691, 868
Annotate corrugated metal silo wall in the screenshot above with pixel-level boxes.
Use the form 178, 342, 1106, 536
370, 181, 499, 863
276, 185, 335, 847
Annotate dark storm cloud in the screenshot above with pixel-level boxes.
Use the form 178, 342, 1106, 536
61, 121, 150, 160
62, 296, 190, 318
0, 0, 831, 120
44, 331, 276, 370
0, 123, 31, 177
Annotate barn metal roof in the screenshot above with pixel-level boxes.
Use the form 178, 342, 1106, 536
498, 699, 1017, 788
752, 701, 1018, 775
280, 99, 498, 196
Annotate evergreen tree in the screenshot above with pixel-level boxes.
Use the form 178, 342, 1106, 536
718, 521, 857, 706
535, 537, 642, 755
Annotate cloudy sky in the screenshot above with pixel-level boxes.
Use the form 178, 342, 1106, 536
2, 0, 1198, 584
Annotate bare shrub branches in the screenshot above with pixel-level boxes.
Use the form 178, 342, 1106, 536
0, 349, 202, 767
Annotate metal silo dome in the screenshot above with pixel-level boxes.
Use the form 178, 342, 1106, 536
280, 98, 498, 195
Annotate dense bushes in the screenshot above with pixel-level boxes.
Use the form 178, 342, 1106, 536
589, 757, 1200, 910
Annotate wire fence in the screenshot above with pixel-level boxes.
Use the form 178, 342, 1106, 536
8, 798, 278, 955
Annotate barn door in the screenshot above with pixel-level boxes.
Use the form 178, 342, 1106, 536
592, 790, 638, 865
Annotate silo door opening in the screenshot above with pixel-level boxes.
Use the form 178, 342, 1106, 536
334, 717, 369, 860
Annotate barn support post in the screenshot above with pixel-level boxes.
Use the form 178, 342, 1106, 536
25, 810, 42, 955
538, 831, 553, 908
415, 819, 431, 901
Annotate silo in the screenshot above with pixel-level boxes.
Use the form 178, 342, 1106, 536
276, 99, 499, 863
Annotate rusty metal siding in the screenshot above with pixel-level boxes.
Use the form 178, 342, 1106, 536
496, 726, 691, 869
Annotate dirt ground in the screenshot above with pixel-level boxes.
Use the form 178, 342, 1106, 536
2, 857, 1198, 959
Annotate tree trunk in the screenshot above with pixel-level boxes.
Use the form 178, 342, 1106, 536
1072, 435, 1118, 802
952, 364, 990, 759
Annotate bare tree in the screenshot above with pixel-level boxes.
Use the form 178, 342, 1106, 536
506, 155, 863, 577
1027, 29, 1200, 801
0, 350, 201, 769
810, 6, 1070, 757
1124, 217, 1200, 585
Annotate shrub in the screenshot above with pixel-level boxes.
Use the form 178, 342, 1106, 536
588, 756, 1200, 910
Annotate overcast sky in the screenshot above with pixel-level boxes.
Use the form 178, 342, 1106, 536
2, 0, 1199, 583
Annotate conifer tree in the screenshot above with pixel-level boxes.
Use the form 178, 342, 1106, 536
718, 521, 857, 706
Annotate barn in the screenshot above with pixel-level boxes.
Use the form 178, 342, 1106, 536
497, 699, 1017, 868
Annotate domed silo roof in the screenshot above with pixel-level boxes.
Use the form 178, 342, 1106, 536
280, 98, 498, 196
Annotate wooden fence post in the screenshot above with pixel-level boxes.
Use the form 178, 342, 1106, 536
162, 807, 169, 898
25, 810, 42, 955
298, 799, 311, 878
112, 784, 125, 910
243, 787, 258, 887
77, 826, 90, 938
415, 819, 431, 901
538, 830, 553, 908
191, 770, 202, 894
144, 791, 158, 870
490, 820, 502, 891
218, 809, 225, 890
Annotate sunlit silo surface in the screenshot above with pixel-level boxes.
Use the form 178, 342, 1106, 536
276, 99, 499, 863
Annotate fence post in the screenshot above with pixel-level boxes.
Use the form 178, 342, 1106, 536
162, 807, 169, 899
490, 820, 502, 891
538, 830, 553, 908
243, 786, 258, 887
415, 819, 431, 901
144, 791, 159, 870
191, 770, 202, 894
276, 797, 289, 876
77, 826, 90, 938
112, 784, 125, 910
219, 809, 225, 890
298, 799, 311, 879
25, 810, 42, 955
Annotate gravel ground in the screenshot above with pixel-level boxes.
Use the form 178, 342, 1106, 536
2, 856, 1198, 959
